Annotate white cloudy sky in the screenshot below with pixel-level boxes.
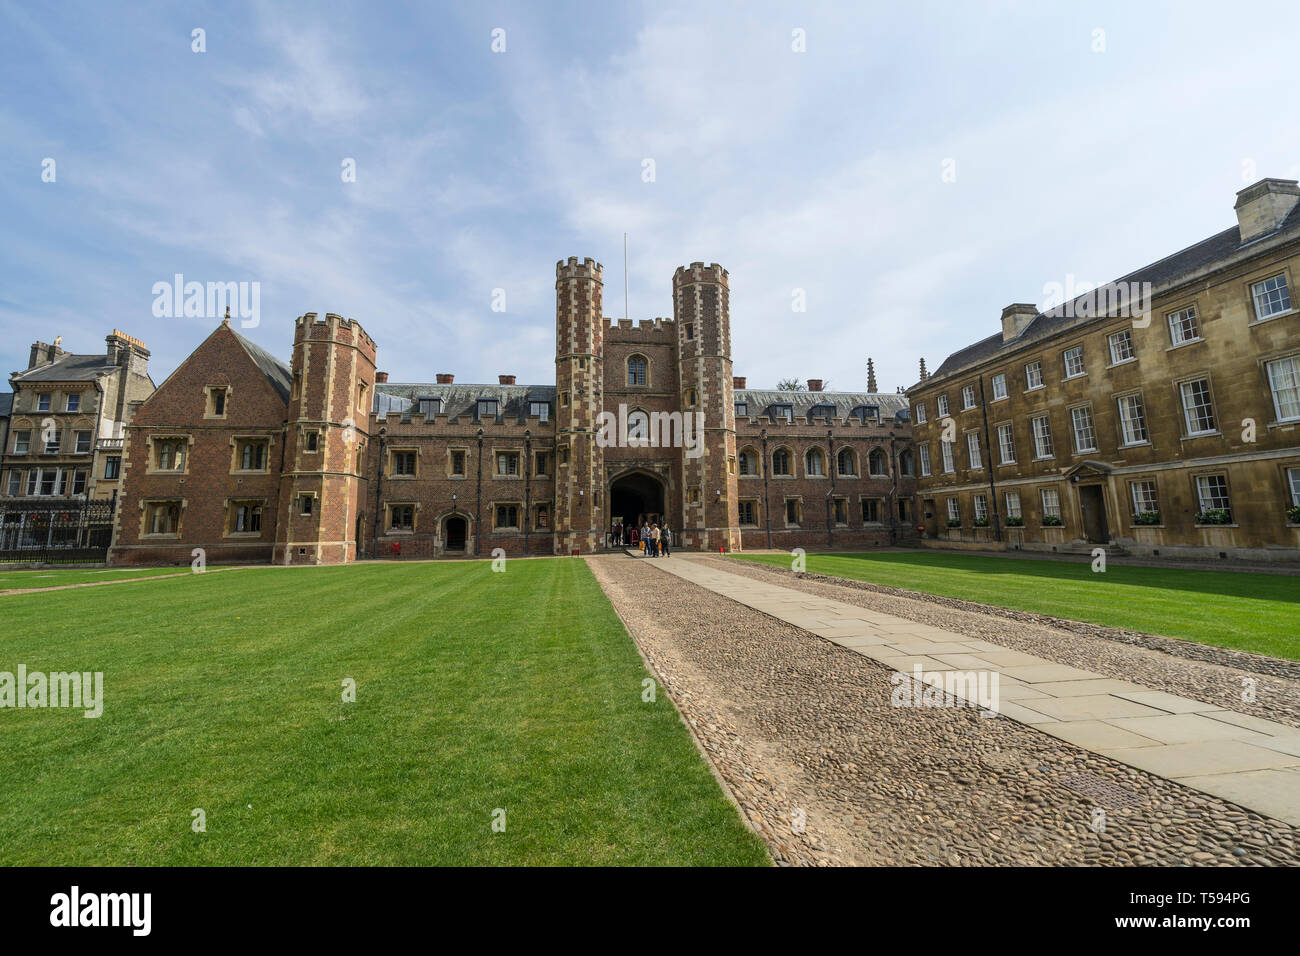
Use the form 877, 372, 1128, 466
1, 0, 1297, 392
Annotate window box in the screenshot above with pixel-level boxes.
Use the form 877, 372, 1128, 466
1041, 514, 1063, 527
946, 518, 961, 528
1132, 511, 1162, 526
1288, 506, 1300, 524
973, 517, 989, 527
1195, 509, 1232, 526
1004, 515, 1024, 527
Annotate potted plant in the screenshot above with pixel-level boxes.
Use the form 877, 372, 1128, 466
973, 517, 989, 527
1288, 506, 1300, 524
1133, 510, 1161, 525
1196, 509, 1232, 525
946, 518, 961, 528
1041, 514, 1063, 526
1005, 515, 1024, 527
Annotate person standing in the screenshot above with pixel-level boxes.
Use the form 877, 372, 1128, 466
661, 525, 672, 556
651, 523, 661, 557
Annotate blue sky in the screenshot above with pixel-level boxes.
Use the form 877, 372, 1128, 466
2, 0, 1297, 393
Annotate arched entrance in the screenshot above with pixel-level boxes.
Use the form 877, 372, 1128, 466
444, 515, 468, 552
610, 471, 666, 541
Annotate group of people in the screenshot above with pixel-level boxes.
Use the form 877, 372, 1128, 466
637, 521, 671, 557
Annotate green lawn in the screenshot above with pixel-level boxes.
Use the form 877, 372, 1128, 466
0, 566, 208, 591
734, 551, 1300, 660
0, 560, 767, 866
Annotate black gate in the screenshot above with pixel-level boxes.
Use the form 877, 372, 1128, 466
0, 499, 116, 564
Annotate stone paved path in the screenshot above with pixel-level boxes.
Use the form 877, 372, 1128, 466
647, 554, 1300, 828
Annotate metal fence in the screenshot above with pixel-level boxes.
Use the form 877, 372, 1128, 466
0, 499, 116, 564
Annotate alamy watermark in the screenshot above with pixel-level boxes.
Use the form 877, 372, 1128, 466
595, 404, 705, 458
890, 664, 999, 716
1041, 274, 1153, 327
1, 665, 103, 718
152, 274, 260, 328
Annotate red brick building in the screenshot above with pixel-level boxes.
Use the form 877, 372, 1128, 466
109, 259, 917, 565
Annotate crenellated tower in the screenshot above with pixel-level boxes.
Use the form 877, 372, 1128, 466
673, 262, 738, 551
553, 257, 606, 553
274, 312, 377, 565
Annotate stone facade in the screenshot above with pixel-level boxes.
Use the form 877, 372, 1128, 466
908, 178, 1300, 561
108, 257, 917, 564
2, 330, 153, 512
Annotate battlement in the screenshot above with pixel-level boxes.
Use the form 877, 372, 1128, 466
673, 262, 729, 285
556, 256, 603, 281
605, 316, 676, 344
293, 312, 378, 354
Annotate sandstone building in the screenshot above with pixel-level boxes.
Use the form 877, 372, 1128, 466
908, 178, 1300, 561
108, 260, 918, 565
1, 332, 154, 552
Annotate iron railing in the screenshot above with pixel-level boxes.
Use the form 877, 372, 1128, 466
0, 498, 116, 564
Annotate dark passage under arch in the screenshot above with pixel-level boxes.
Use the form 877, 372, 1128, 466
610, 472, 665, 531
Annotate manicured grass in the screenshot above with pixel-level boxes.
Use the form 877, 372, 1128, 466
0, 560, 767, 866
0, 566, 209, 590
733, 551, 1300, 660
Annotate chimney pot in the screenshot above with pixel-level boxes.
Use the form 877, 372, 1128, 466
806, 378, 823, 392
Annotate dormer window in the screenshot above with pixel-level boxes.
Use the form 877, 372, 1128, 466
529, 401, 550, 422
734, 401, 747, 418
478, 399, 499, 419
774, 404, 793, 423
418, 397, 443, 418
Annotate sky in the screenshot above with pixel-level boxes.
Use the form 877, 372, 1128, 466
1, 0, 1298, 394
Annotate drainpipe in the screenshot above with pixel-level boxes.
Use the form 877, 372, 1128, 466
475, 428, 484, 556
825, 428, 834, 548
524, 429, 532, 556
888, 436, 898, 543
761, 427, 772, 548
978, 376, 1001, 543
372, 427, 386, 558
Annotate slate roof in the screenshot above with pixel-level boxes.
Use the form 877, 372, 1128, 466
375, 383, 557, 421
231, 330, 293, 403
736, 389, 910, 424
927, 200, 1300, 383
0, 392, 12, 417
11, 354, 116, 383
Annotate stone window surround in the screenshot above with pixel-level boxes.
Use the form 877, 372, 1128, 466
738, 446, 762, 478
139, 497, 186, 538
388, 446, 420, 479
625, 353, 651, 387
230, 435, 273, 474
783, 495, 802, 527
387, 500, 419, 533
223, 497, 267, 537
1061, 342, 1087, 380
145, 434, 194, 475
1259, 349, 1300, 427
832, 494, 850, 526
860, 495, 884, 525
737, 497, 760, 527
1174, 371, 1220, 439
1246, 265, 1295, 324
1189, 470, 1235, 526
492, 447, 522, 479
492, 500, 523, 531
297, 491, 319, 517
1114, 389, 1152, 448
448, 447, 469, 478
205, 384, 231, 419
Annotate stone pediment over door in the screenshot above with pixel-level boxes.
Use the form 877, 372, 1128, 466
1063, 460, 1112, 483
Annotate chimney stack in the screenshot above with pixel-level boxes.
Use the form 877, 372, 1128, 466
806, 378, 823, 392
498, 374, 516, 385
1235, 178, 1300, 244
375, 371, 389, 383
1000, 304, 1038, 343
732, 376, 746, 389
436, 373, 454, 384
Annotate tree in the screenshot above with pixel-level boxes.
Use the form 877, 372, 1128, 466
776, 378, 804, 391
